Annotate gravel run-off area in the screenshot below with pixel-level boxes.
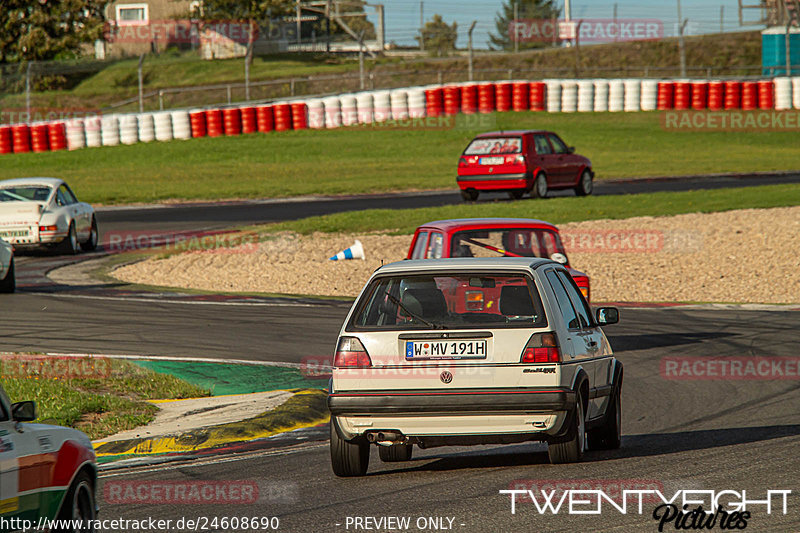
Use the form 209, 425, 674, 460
111, 206, 800, 304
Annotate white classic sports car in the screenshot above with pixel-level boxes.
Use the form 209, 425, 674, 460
0, 178, 98, 254
0, 237, 13, 293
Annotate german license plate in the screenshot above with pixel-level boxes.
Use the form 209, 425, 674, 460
480, 156, 504, 165
405, 340, 487, 360
0, 230, 27, 238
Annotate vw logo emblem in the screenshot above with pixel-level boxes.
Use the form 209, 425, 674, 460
440, 370, 453, 384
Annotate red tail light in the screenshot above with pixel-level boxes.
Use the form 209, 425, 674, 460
521, 332, 561, 363
573, 276, 591, 302
514, 154, 526, 164
39, 225, 58, 232
334, 337, 372, 368
458, 156, 469, 167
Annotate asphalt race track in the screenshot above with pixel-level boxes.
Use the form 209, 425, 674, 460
94, 172, 800, 238
89, 305, 800, 532
4, 173, 800, 532
0, 291, 349, 360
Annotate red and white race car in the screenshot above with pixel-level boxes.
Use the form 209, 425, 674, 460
0, 383, 98, 531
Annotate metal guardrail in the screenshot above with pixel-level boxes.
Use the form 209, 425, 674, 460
4, 56, 791, 117
101, 64, 779, 113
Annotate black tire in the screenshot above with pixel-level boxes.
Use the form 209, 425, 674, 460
507, 190, 525, 200
531, 174, 548, 199
59, 223, 79, 255
588, 387, 621, 450
575, 170, 593, 196
81, 217, 98, 252
55, 470, 96, 533
547, 392, 585, 464
0, 258, 15, 293
378, 444, 413, 463
330, 419, 369, 477
460, 189, 479, 202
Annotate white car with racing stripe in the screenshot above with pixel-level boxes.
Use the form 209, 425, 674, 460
0, 383, 98, 531
0, 237, 13, 293
0, 178, 98, 254
328, 257, 622, 476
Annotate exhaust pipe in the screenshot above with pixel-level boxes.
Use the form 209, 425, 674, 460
366, 431, 404, 445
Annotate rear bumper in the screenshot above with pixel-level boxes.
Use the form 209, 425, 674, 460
457, 173, 529, 191
328, 387, 576, 415
4, 232, 66, 247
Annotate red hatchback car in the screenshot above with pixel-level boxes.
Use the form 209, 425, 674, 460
457, 130, 594, 201
407, 218, 591, 302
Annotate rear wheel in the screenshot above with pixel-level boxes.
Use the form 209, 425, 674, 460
460, 189, 479, 202
588, 387, 621, 450
378, 444, 413, 462
81, 217, 98, 252
548, 393, 585, 464
59, 223, 79, 255
507, 190, 525, 200
0, 258, 14, 293
532, 174, 548, 199
575, 170, 593, 196
330, 419, 370, 477
55, 471, 96, 533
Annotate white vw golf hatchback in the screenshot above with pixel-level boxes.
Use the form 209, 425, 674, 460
328, 258, 622, 477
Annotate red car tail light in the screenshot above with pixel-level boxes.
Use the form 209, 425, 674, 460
334, 337, 372, 368
39, 225, 58, 232
573, 276, 591, 302
514, 154, 526, 165
521, 332, 561, 363
458, 156, 469, 167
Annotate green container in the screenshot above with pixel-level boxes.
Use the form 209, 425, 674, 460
762, 27, 800, 76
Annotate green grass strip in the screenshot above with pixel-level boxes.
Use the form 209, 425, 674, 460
264, 183, 800, 236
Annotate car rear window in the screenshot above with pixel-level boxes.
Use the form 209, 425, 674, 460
349, 273, 546, 330
0, 186, 52, 202
463, 137, 522, 155
450, 229, 566, 260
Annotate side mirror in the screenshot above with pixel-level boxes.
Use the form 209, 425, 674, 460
567, 146, 576, 154
596, 307, 619, 325
11, 401, 37, 422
